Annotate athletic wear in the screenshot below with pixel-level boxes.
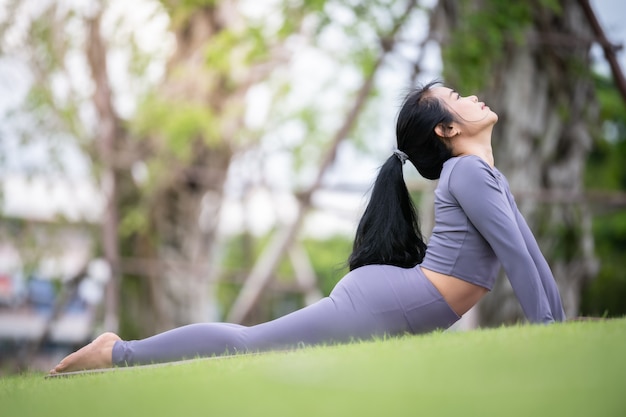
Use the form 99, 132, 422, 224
112, 265, 460, 366
111, 154, 565, 366
421, 155, 565, 323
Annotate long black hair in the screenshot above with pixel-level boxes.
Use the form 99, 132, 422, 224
348, 81, 455, 270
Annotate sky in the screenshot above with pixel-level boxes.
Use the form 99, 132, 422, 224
589, 0, 626, 76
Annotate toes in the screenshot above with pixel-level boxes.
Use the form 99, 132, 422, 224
53, 361, 67, 373
48, 362, 64, 375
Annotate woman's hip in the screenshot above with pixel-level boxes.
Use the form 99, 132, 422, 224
331, 264, 460, 334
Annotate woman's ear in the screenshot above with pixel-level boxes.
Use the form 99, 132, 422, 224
435, 123, 460, 138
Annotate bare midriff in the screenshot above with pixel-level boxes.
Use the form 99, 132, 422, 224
420, 267, 489, 316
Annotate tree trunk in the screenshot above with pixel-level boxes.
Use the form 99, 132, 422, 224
138, 6, 234, 333
434, 0, 599, 325
124, 2, 291, 333
85, 11, 123, 333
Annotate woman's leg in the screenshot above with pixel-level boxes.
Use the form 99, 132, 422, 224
51, 297, 350, 373
112, 265, 460, 366
111, 298, 344, 366
50, 265, 460, 373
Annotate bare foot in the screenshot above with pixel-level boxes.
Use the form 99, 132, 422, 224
49, 332, 121, 375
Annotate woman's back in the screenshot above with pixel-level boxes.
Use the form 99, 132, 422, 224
421, 155, 501, 289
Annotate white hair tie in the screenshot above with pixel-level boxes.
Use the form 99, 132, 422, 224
393, 148, 409, 165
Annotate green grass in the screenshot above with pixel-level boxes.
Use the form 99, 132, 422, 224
2, 319, 625, 417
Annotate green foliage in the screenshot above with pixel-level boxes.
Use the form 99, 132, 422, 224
582, 211, 626, 317
217, 232, 351, 320
585, 76, 626, 190
581, 75, 626, 318
302, 236, 351, 294
160, 0, 217, 26
134, 94, 220, 158
3, 319, 626, 416
118, 274, 146, 340
204, 24, 274, 72
536, 209, 585, 262
585, 132, 626, 190
442, 0, 543, 92
118, 209, 149, 239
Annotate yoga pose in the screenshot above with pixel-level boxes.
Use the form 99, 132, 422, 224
49, 82, 565, 374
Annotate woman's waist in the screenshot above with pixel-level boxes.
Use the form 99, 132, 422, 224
419, 267, 489, 316
420, 251, 498, 290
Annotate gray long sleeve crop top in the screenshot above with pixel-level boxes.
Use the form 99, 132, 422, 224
420, 155, 566, 324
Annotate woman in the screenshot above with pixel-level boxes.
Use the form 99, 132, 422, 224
49, 82, 565, 375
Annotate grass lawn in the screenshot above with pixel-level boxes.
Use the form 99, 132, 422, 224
1, 318, 625, 417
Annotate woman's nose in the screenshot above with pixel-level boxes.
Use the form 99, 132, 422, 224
469, 95, 478, 102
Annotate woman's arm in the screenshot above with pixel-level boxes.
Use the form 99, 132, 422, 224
448, 156, 558, 324
501, 183, 566, 321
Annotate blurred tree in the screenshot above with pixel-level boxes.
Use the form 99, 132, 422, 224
223, 0, 424, 324
433, 0, 601, 324
0, 0, 430, 337
119, 0, 308, 333
124, 0, 428, 330
0, 1, 134, 332
0, 0, 328, 335
580, 74, 626, 317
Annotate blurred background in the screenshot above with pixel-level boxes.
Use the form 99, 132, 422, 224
0, 0, 624, 374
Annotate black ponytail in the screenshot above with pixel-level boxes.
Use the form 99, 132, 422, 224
348, 155, 427, 270
348, 81, 455, 271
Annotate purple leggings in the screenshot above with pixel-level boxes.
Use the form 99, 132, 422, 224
112, 265, 460, 366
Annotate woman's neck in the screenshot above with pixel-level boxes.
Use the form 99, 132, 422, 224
453, 137, 494, 167
452, 129, 495, 168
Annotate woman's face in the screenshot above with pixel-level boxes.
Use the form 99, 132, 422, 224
430, 86, 498, 130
